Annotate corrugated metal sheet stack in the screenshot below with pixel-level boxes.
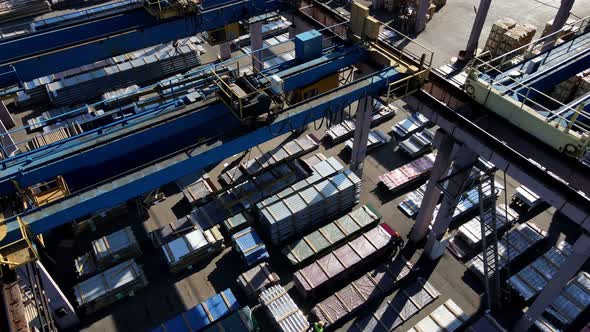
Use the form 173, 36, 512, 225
398, 183, 428, 217
350, 278, 440, 331
534, 271, 590, 332
466, 222, 546, 280
237, 262, 280, 299
74, 226, 141, 277
455, 205, 519, 248
231, 227, 269, 267
399, 128, 435, 157
161, 225, 225, 273
181, 173, 217, 207
407, 299, 469, 332
392, 112, 429, 139
202, 306, 255, 332
45, 38, 203, 106
258, 169, 361, 245
379, 153, 436, 192
150, 214, 199, 247
311, 255, 413, 328
325, 101, 396, 143
282, 205, 381, 267
73, 259, 148, 314
344, 129, 391, 151
259, 285, 309, 332
432, 180, 503, 222
0, 0, 50, 23
151, 289, 240, 332
508, 241, 573, 301
293, 224, 395, 298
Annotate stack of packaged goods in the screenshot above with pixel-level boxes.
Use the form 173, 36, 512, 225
236, 262, 280, 299
399, 128, 435, 157
293, 224, 398, 298
344, 130, 391, 151
231, 227, 269, 267
73, 259, 148, 314
222, 212, 253, 235
161, 225, 225, 273
259, 285, 309, 332
379, 153, 436, 192
282, 205, 381, 267
0, 0, 50, 23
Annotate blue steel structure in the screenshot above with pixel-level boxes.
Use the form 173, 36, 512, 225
0, 0, 287, 84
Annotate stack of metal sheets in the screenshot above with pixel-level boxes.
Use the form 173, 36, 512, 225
46, 39, 202, 106
222, 212, 252, 235
379, 153, 436, 192
73, 259, 147, 314
399, 128, 435, 157
282, 204, 381, 267
509, 241, 573, 301
231, 227, 269, 267
180, 173, 217, 207
344, 129, 391, 151
237, 262, 280, 298
202, 306, 255, 332
0, 0, 50, 23
151, 289, 240, 332
466, 222, 546, 280
311, 255, 413, 327
258, 169, 361, 245
534, 271, 590, 332
349, 278, 440, 332
432, 180, 503, 222
150, 214, 199, 247
293, 224, 394, 298
325, 100, 396, 143
407, 299, 470, 332
161, 225, 225, 273
398, 184, 428, 217
259, 285, 309, 332
392, 112, 430, 139
456, 205, 519, 248
74, 226, 141, 277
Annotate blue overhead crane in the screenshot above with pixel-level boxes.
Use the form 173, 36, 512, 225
0, 0, 288, 85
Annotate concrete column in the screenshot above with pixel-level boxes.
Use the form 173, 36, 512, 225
350, 95, 373, 177
0, 101, 15, 128
251, 21, 263, 72
464, 0, 492, 59
410, 130, 455, 243
541, 0, 575, 52
512, 233, 590, 332
0, 117, 17, 158
424, 147, 478, 258
219, 42, 231, 61
415, 0, 430, 33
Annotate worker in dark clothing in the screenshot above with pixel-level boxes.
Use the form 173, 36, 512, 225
313, 321, 325, 332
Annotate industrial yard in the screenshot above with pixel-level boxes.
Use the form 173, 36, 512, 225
0, 0, 589, 332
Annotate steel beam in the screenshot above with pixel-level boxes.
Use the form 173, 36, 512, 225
415, 0, 429, 33
464, 0, 492, 59
0, 68, 402, 245
542, 0, 576, 52
251, 21, 264, 72
410, 130, 455, 242
350, 95, 373, 176
512, 233, 590, 331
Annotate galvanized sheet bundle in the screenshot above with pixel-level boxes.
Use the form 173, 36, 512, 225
0, 0, 50, 23
344, 129, 391, 151
231, 227, 269, 267
391, 112, 429, 139
222, 211, 252, 234
73, 259, 147, 313
509, 241, 573, 301
534, 272, 590, 332
432, 181, 503, 222
282, 204, 381, 267
161, 225, 224, 273
407, 299, 469, 332
237, 262, 280, 298
258, 168, 360, 245
350, 278, 440, 332
379, 153, 436, 192
325, 101, 396, 143
181, 174, 217, 206
47, 42, 201, 106
311, 255, 413, 327
151, 289, 240, 332
293, 225, 393, 298
399, 128, 435, 157
466, 222, 546, 280
456, 205, 519, 248
259, 285, 309, 332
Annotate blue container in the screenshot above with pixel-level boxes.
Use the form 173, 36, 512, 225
295, 30, 323, 62
232, 227, 269, 267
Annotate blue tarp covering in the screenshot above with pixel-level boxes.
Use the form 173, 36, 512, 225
232, 227, 269, 267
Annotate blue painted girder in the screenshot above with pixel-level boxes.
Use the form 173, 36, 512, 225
0, 68, 402, 245
0, 0, 284, 83
0, 45, 366, 194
